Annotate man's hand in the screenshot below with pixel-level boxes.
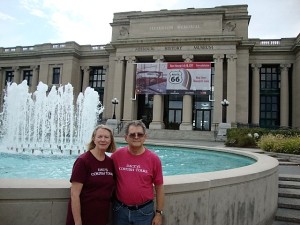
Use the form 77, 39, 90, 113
152, 213, 162, 225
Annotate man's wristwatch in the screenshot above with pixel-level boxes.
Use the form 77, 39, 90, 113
156, 209, 163, 215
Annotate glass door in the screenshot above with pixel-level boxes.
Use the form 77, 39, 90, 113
195, 109, 211, 131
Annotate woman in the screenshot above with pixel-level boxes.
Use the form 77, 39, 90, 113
66, 124, 116, 225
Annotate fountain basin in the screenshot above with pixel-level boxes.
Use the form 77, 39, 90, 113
0, 145, 278, 225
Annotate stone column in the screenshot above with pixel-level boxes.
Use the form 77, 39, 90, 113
122, 56, 136, 122
81, 66, 90, 92
292, 53, 300, 127
0, 68, 3, 92
251, 64, 261, 125
180, 54, 193, 130
13, 66, 21, 84
280, 64, 291, 127
0, 68, 3, 111
102, 65, 109, 108
226, 54, 237, 124
30, 65, 39, 93
112, 56, 125, 120
212, 54, 224, 124
149, 55, 165, 129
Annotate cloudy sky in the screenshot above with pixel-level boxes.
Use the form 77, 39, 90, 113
0, 0, 299, 48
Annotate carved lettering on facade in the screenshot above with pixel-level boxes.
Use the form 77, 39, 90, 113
134, 45, 215, 52
176, 24, 202, 29
165, 46, 182, 51
150, 26, 174, 31
149, 24, 203, 31
194, 45, 213, 50
135, 47, 155, 51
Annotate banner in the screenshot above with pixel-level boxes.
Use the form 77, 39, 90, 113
136, 62, 211, 95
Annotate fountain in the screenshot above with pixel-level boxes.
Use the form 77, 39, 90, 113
0, 80, 103, 155
0, 81, 278, 225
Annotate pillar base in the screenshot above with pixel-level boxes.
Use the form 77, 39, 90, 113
179, 122, 193, 130
149, 121, 165, 130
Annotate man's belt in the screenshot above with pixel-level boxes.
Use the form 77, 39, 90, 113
116, 199, 153, 210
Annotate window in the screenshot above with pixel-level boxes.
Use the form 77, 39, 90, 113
23, 70, 33, 86
89, 67, 106, 88
5, 71, 14, 83
259, 66, 280, 128
260, 67, 280, 91
89, 67, 106, 113
166, 95, 182, 129
52, 67, 60, 84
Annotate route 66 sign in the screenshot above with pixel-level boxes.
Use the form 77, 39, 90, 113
169, 70, 183, 84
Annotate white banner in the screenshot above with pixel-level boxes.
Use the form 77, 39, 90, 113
136, 62, 211, 95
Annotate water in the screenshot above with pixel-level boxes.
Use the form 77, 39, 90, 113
0, 81, 255, 179
0, 81, 103, 153
0, 144, 255, 179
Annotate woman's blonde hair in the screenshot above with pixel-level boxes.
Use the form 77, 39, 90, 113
86, 124, 116, 153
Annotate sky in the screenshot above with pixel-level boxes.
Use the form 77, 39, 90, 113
0, 0, 299, 48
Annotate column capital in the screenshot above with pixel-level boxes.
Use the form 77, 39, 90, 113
12, 66, 20, 71
182, 54, 194, 62
280, 64, 291, 71
153, 55, 164, 62
251, 63, 262, 71
227, 54, 237, 62
103, 65, 109, 70
81, 66, 90, 72
30, 65, 40, 71
115, 56, 125, 63
213, 54, 224, 62
125, 56, 136, 63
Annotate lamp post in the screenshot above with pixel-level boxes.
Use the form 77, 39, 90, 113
221, 99, 230, 123
111, 97, 119, 119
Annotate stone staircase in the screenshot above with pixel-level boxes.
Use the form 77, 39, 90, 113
273, 174, 300, 225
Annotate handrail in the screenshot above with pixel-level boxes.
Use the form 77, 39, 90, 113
117, 120, 124, 134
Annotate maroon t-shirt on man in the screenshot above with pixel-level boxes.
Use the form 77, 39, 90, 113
66, 151, 115, 225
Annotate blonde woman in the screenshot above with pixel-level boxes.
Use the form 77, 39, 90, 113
66, 125, 116, 225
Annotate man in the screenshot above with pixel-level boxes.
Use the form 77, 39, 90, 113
111, 120, 164, 225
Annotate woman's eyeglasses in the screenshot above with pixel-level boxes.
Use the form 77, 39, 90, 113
128, 132, 145, 138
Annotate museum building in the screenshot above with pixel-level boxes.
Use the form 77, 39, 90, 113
0, 4, 299, 131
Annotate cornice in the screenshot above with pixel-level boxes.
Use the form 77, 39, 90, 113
110, 36, 242, 48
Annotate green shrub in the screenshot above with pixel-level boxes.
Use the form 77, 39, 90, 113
258, 134, 282, 152
258, 134, 300, 155
225, 128, 267, 148
224, 127, 300, 154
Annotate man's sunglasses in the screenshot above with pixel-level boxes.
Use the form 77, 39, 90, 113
128, 132, 145, 138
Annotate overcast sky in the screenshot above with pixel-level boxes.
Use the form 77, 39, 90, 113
0, 0, 299, 48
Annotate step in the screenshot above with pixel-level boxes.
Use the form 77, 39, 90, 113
276, 208, 300, 223
273, 220, 300, 225
278, 197, 300, 210
279, 175, 300, 182
279, 161, 300, 166
279, 188, 300, 198
279, 180, 300, 189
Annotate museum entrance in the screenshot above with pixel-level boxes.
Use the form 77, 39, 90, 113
194, 109, 211, 131
137, 94, 153, 128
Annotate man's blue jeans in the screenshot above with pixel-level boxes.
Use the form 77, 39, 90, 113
112, 200, 154, 225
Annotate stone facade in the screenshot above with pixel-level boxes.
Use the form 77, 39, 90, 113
0, 4, 299, 130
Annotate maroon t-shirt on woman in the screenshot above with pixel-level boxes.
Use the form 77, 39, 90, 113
66, 151, 115, 225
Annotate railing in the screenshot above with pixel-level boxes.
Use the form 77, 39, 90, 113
117, 120, 124, 134
236, 123, 299, 130
0, 42, 107, 54
236, 123, 260, 128
259, 40, 281, 46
